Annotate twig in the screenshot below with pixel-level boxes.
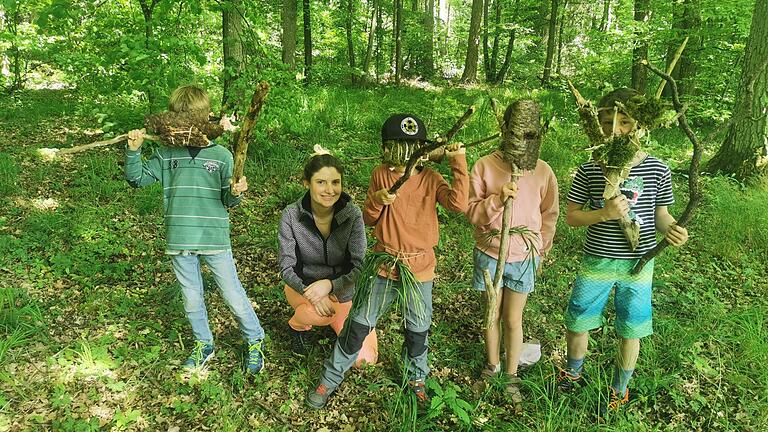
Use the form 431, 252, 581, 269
632, 59, 703, 274
388, 105, 476, 194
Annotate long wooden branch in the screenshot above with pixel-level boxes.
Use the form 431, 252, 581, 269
232, 81, 270, 182
632, 60, 703, 274
38, 132, 160, 160
388, 105, 476, 194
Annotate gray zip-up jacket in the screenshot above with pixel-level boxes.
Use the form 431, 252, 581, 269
278, 192, 367, 303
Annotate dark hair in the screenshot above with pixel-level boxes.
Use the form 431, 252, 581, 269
598, 87, 640, 109
303, 153, 344, 182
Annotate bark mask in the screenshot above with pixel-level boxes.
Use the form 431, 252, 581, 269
500, 100, 542, 171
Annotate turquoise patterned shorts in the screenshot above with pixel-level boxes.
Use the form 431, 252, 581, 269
564, 254, 655, 339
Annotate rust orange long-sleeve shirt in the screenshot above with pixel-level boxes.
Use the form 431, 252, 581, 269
363, 154, 469, 281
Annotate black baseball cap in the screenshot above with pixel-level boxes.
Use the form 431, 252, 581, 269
381, 114, 427, 142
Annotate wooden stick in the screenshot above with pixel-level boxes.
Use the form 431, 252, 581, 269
38, 133, 160, 160
388, 105, 476, 194
655, 37, 689, 99
442, 105, 477, 143
464, 133, 501, 149
632, 59, 702, 274
233, 81, 270, 182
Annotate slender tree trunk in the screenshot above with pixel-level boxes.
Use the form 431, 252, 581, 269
555, 0, 568, 76
442, 1, 450, 58
423, 0, 434, 77
631, 0, 650, 93
489, 0, 502, 78
541, 0, 558, 85
1, 6, 23, 93
345, 0, 357, 83
663, 0, 700, 96
138, 0, 161, 107
482, 0, 491, 81
222, 0, 244, 111
461, 0, 484, 82
362, 0, 377, 77
303, 0, 313, 83
494, 28, 516, 84
538, 1, 550, 47
394, 0, 403, 84
706, 0, 768, 179
376, 1, 383, 82
281, 0, 297, 68
599, 0, 611, 31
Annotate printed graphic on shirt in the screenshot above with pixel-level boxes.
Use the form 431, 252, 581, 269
592, 176, 646, 225
203, 161, 221, 173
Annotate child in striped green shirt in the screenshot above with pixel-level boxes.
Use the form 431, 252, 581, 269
124, 85, 265, 374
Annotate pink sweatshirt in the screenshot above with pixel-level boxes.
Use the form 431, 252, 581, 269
466, 151, 559, 262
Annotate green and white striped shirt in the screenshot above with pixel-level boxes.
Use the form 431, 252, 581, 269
125, 144, 241, 252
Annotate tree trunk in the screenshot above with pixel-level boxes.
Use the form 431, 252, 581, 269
494, 28, 516, 84
555, 0, 568, 76
138, 0, 160, 107
489, 0, 502, 79
362, 0, 377, 77
706, 0, 768, 180
423, 0, 435, 78
482, 0, 491, 81
663, 0, 700, 97
461, 0, 484, 82
376, 1, 383, 82
442, 0, 450, 58
345, 0, 357, 83
222, 0, 244, 111
394, 0, 403, 84
599, 0, 611, 32
541, 0, 558, 85
303, 0, 313, 83
631, 0, 650, 93
281, 0, 297, 68
538, 1, 550, 47
1, 5, 23, 93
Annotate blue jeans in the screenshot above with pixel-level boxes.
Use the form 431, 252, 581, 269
171, 250, 264, 344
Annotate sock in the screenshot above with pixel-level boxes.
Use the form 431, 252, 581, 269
565, 356, 584, 376
611, 366, 634, 396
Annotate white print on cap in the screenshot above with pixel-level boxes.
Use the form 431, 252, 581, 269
400, 117, 419, 135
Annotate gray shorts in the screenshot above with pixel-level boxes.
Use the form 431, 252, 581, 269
472, 248, 539, 294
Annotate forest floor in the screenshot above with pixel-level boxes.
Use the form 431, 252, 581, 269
1, 87, 767, 431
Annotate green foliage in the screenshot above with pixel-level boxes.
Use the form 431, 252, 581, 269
0, 153, 18, 197
694, 176, 768, 263
352, 252, 428, 323
426, 378, 474, 425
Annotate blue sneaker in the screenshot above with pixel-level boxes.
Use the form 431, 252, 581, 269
183, 341, 214, 369
246, 340, 265, 374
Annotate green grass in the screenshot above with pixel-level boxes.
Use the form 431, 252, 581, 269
0, 87, 766, 431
